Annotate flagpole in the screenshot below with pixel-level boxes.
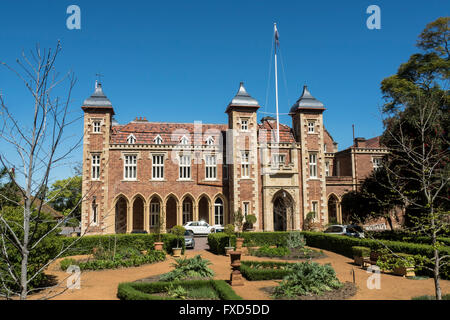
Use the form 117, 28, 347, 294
274, 23, 280, 144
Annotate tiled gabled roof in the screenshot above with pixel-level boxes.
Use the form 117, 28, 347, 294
258, 120, 296, 144
111, 122, 228, 145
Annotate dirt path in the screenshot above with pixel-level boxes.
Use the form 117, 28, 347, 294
33, 248, 449, 300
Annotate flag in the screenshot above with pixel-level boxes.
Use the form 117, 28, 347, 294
274, 24, 280, 48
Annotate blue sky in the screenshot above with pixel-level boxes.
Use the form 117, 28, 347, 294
0, 0, 448, 184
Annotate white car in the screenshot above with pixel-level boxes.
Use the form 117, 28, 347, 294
184, 221, 222, 235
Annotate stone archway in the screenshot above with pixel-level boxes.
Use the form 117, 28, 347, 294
198, 196, 209, 224
328, 194, 339, 224
115, 197, 127, 234
132, 197, 145, 232
273, 190, 294, 231
165, 196, 177, 230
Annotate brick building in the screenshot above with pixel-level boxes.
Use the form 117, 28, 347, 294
81, 82, 388, 234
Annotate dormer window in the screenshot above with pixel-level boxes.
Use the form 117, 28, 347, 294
127, 134, 136, 144
154, 135, 163, 145
206, 136, 215, 145
180, 135, 189, 145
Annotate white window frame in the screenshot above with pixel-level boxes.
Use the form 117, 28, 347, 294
309, 153, 317, 178
124, 154, 137, 180
243, 202, 250, 217
271, 154, 285, 167
307, 121, 315, 133
154, 135, 163, 144
127, 134, 136, 144
241, 119, 249, 131
179, 154, 191, 180
241, 151, 250, 178
214, 198, 224, 225
325, 160, 330, 177
324, 144, 327, 152
92, 120, 101, 133
205, 154, 217, 180
373, 157, 382, 170
206, 136, 215, 146
180, 135, 190, 145
150, 202, 160, 227
152, 154, 164, 180
91, 154, 100, 180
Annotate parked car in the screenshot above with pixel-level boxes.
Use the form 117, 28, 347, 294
210, 225, 224, 233
324, 224, 365, 238
184, 230, 195, 249
184, 221, 214, 235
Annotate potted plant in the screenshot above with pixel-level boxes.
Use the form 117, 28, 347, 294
234, 209, 245, 250
352, 246, 371, 267
170, 225, 185, 257
223, 224, 235, 256
153, 214, 164, 251
244, 214, 257, 231
392, 254, 416, 277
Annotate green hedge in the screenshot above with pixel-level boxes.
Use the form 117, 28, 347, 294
207, 232, 293, 254
366, 230, 450, 246
60, 251, 166, 271
240, 260, 294, 281
117, 280, 242, 300
302, 232, 450, 279
208, 231, 449, 279
60, 233, 184, 256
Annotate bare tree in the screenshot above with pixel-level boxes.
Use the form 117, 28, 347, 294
0, 42, 96, 300
381, 90, 449, 300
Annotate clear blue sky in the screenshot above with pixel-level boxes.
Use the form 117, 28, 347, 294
0, 0, 448, 184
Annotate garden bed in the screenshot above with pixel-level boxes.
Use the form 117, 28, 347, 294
261, 282, 357, 300
240, 260, 295, 281
248, 246, 325, 260
117, 280, 242, 300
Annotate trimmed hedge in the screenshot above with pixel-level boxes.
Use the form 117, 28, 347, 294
352, 246, 371, 257
302, 232, 450, 279
60, 233, 185, 256
60, 251, 166, 271
208, 231, 449, 279
117, 280, 242, 300
366, 230, 450, 246
207, 232, 292, 254
240, 260, 294, 281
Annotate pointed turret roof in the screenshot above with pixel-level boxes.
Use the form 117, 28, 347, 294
289, 85, 324, 114
83, 82, 112, 107
226, 82, 260, 113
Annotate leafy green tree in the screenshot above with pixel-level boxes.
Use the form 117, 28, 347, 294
47, 176, 82, 221
0, 167, 21, 210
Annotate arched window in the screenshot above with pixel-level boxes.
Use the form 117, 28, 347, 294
206, 136, 214, 145
214, 198, 224, 226
150, 198, 160, 228
180, 135, 189, 145
154, 135, 163, 144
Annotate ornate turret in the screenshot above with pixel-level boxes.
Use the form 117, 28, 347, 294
82, 82, 114, 115
226, 82, 260, 113
289, 85, 324, 114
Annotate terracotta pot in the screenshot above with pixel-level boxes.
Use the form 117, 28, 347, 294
172, 248, 182, 257
393, 266, 415, 277
229, 251, 242, 267
235, 238, 245, 250
154, 242, 164, 251
225, 247, 234, 256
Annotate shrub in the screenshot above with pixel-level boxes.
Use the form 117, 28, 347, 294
160, 255, 214, 281
117, 280, 242, 300
273, 261, 342, 298
352, 246, 371, 257
376, 253, 416, 271
60, 233, 184, 256
412, 294, 450, 300
59, 250, 166, 271
170, 225, 186, 248
286, 232, 306, 249
0, 206, 62, 295
240, 261, 294, 281
251, 245, 290, 258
